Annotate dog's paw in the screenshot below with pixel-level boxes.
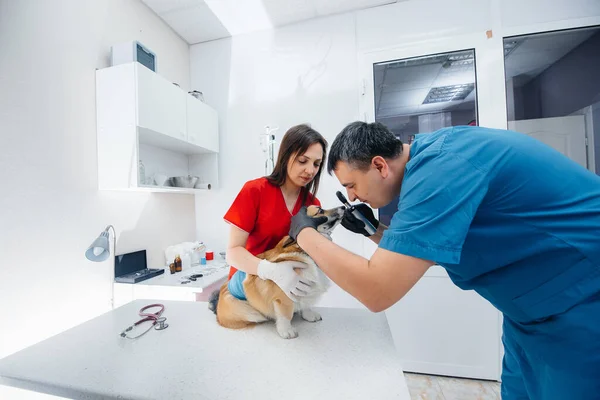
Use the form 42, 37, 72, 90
301, 309, 322, 322
277, 325, 299, 339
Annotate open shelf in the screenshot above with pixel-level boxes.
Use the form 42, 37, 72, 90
137, 184, 211, 194
96, 62, 219, 194
138, 127, 214, 156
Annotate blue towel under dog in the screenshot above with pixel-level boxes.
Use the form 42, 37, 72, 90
228, 270, 247, 300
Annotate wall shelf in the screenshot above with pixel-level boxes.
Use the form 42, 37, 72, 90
138, 127, 214, 156
95, 62, 219, 193
137, 184, 210, 194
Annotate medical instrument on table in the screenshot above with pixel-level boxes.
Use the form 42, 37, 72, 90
260, 125, 278, 175
179, 273, 204, 284
114, 249, 164, 284
185, 273, 204, 281
336, 191, 377, 236
119, 303, 168, 339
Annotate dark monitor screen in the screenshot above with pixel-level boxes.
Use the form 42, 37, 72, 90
136, 43, 156, 72
114, 249, 147, 278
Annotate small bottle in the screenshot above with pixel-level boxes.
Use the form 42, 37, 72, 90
175, 255, 182, 272
169, 263, 176, 274
139, 160, 146, 185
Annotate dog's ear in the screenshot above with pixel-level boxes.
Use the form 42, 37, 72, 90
282, 237, 296, 248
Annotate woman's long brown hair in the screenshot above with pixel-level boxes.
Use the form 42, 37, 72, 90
266, 124, 328, 206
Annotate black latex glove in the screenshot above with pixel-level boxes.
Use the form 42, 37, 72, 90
289, 206, 328, 241
341, 203, 379, 237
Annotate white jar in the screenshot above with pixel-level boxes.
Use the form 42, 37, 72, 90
138, 160, 146, 185
181, 252, 192, 269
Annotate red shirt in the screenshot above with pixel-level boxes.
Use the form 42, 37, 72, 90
223, 177, 321, 280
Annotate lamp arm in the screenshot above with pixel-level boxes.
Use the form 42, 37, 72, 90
104, 225, 115, 236
105, 225, 116, 309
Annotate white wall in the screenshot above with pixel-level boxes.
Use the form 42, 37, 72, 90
190, 13, 367, 308
0, 0, 195, 366
356, 0, 493, 51
190, 12, 361, 246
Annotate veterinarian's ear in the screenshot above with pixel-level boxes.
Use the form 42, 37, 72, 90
372, 156, 389, 178
282, 237, 296, 248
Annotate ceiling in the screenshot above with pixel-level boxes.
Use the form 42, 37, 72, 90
142, 0, 405, 44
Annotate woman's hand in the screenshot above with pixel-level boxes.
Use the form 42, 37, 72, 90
257, 259, 315, 301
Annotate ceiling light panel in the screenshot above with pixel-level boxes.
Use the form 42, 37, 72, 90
422, 83, 475, 104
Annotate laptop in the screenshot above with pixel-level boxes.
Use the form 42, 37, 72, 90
114, 249, 164, 284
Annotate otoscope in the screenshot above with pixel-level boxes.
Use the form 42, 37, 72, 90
336, 191, 377, 236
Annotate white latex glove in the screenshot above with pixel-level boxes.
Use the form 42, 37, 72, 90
257, 259, 315, 301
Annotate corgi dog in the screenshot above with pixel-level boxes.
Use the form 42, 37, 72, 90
208, 205, 345, 339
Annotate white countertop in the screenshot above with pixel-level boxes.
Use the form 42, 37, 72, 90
0, 300, 410, 400
116, 260, 229, 292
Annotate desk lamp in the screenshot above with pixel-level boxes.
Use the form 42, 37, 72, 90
85, 225, 116, 309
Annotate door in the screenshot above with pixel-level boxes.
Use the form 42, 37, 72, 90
359, 40, 503, 381
186, 96, 219, 153
508, 115, 587, 168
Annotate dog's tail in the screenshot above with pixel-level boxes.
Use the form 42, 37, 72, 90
208, 289, 220, 315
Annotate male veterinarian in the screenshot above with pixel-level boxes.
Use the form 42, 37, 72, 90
288, 121, 600, 400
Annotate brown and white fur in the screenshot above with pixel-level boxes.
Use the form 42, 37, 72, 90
208, 205, 345, 339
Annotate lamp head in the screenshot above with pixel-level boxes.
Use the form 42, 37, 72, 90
85, 230, 110, 262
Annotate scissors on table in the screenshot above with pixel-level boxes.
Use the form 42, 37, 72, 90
119, 303, 169, 339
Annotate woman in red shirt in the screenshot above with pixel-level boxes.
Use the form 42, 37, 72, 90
223, 124, 327, 301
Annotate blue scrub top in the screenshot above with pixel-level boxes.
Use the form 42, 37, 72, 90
380, 126, 600, 324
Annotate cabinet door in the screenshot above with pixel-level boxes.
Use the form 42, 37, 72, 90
136, 64, 186, 141
384, 266, 501, 380
508, 116, 587, 169
187, 96, 219, 152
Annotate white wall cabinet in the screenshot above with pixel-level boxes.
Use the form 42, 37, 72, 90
96, 62, 219, 194
384, 266, 501, 380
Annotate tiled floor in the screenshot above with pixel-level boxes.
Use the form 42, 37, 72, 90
404, 373, 501, 400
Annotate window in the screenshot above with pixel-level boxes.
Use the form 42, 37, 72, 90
504, 26, 600, 174
373, 49, 478, 226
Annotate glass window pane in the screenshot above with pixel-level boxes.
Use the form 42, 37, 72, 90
373, 49, 478, 226
504, 26, 600, 174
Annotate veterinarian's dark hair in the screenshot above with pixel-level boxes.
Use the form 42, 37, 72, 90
327, 121, 403, 174
267, 124, 328, 205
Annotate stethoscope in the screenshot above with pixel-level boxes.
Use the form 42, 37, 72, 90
119, 303, 169, 339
